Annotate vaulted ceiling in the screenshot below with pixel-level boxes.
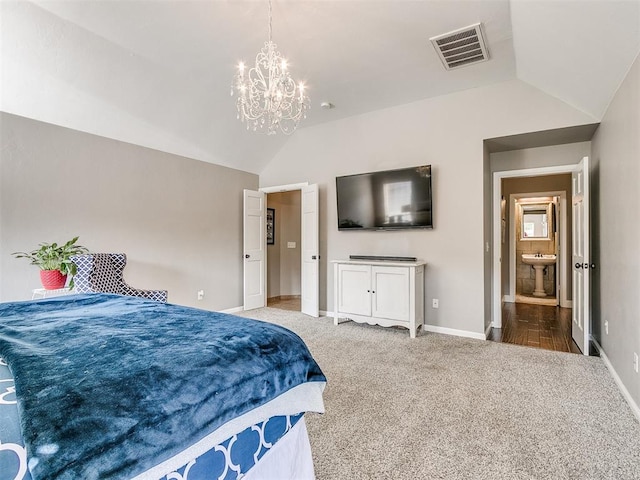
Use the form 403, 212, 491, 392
2, 1, 639, 174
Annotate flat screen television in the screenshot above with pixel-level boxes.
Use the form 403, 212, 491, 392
336, 165, 433, 231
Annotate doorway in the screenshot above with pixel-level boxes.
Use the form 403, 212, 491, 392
508, 190, 567, 307
266, 190, 302, 312
243, 183, 319, 316
492, 165, 580, 354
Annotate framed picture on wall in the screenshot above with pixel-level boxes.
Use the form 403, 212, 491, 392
266, 208, 275, 245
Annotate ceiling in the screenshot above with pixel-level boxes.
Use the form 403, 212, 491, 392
1, 1, 639, 174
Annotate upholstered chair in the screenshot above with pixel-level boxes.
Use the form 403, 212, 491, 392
70, 253, 168, 303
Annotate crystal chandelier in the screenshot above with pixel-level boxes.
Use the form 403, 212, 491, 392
232, 0, 309, 135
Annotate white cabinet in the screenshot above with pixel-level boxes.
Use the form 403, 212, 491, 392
332, 260, 425, 338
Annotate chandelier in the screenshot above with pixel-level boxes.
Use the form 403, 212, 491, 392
232, 0, 309, 135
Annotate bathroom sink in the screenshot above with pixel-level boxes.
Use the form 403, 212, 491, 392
521, 254, 556, 266
522, 254, 556, 297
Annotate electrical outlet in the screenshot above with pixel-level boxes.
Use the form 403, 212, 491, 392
633, 353, 639, 374
197, 290, 204, 301
432, 299, 439, 309
604, 320, 609, 335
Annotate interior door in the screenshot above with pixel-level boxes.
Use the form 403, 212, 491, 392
571, 157, 590, 354
243, 189, 266, 310
301, 184, 319, 317
555, 197, 561, 306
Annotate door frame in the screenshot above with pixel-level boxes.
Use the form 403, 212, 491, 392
492, 165, 577, 328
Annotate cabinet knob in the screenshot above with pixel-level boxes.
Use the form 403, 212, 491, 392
245, 254, 250, 259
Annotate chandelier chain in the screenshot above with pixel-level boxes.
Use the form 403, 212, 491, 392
268, 0, 272, 42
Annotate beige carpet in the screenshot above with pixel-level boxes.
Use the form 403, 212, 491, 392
240, 308, 640, 480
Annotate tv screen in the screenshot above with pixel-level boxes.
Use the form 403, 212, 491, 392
336, 165, 433, 230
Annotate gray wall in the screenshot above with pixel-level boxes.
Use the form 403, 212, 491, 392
490, 142, 591, 172
267, 191, 301, 298
591, 53, 640, 407
0, 113, 258, 310
259, 79, 595, 336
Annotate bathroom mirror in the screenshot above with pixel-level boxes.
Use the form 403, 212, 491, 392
520, 203, 553, 240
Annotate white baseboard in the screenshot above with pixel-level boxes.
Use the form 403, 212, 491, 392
592, 337, 640, 424
220, 306, 244, 314
227, 306, 328, 316
423, 324, 486, 341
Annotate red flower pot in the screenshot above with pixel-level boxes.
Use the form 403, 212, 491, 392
40, 270, 67, 290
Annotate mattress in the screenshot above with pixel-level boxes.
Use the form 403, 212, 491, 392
0, 294, 325, 479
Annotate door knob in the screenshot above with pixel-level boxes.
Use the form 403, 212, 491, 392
312, 255, 317, 260
245, 254, 250, 259
575, 263, 583, 269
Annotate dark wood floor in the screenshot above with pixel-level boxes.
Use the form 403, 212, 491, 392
488, 302, 581, 354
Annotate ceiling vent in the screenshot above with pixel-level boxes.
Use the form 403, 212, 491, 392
430, 23, 489, 70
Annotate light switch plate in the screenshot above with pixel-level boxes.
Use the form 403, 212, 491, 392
287, 242, 296, 249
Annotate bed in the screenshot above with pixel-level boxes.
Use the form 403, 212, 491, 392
0, 294, 326, 480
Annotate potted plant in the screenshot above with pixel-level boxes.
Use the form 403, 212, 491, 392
12, 236, 89, 290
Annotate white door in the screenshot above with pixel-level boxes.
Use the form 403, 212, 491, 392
571, 157, 590, 354
554, 198, 561, 305
243, 189, 266, 310
301, 184, 319, 317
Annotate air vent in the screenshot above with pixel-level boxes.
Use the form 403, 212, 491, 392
430, 23, 489, 70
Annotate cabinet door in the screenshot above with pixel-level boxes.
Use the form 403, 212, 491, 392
371, 266, 409, 321
337, 264, 371, 316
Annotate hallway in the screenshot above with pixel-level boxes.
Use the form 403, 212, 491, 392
488, 302, 581, 354
267, 296, 301, 312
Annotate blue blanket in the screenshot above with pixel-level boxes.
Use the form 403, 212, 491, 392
0, 294, 325, 480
